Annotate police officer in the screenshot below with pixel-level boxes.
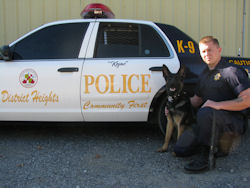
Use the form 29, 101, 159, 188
175, 36, 250, 173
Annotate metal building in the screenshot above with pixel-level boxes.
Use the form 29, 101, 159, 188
0, 0, 249, 57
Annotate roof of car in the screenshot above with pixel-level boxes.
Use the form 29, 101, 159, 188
43, 18, 156, 26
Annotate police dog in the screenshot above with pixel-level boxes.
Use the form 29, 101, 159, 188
158, 64, 193, 152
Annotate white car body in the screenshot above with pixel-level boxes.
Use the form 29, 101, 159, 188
0, 19, 180, 122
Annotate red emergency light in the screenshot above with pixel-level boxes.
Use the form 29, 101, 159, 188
80, 3, 115, 19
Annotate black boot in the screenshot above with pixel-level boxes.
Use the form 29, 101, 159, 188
184, 146, 209, 173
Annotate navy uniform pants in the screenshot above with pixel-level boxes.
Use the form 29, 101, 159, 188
174, 107, 246, 157
196, 107, 245, 146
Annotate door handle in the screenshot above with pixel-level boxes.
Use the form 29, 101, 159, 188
57, 67, 79, 72
149, 66, 162, 71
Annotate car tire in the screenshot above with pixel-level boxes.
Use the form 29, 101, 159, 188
157, 96, 168, 135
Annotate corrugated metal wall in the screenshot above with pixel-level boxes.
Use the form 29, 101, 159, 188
0, 0, 249, 57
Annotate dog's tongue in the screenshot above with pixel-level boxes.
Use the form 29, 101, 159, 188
170, 88, 176, 92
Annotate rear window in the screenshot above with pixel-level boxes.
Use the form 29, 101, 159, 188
94, 22, 170, 58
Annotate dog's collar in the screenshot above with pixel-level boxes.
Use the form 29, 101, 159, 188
167, 93, 180, 102
166, 92, 184, 109
168, 96, 174, 103
166, 96, 176, 109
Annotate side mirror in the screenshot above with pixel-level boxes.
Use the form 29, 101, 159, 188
0, 45, 12, 61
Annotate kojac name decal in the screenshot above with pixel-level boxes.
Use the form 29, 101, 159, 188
84, 74, 151, 94
83, 100, 148, 110
176, 40, 195, 54
1, 90, 59, 106
108, 60, 127, 68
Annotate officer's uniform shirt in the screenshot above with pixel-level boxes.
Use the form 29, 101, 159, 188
195, 59, 249, 103
194, 59, 249, 142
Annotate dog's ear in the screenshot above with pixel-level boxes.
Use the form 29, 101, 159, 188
162, 64, 170, 77
178, 64, 186, 79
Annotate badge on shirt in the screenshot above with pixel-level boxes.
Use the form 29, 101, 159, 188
214, 73, 221, 81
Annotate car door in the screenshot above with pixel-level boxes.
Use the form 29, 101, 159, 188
81, 21, 180, 121
0, 21, 90, 121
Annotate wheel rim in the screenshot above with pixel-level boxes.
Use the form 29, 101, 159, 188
158, 96, 167, 135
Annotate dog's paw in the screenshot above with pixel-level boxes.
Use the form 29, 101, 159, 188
157, 147, 168, 153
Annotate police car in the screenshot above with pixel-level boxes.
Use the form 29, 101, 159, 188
0, 3, 249, 131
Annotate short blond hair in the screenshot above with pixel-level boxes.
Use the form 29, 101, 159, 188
199, 36, 220, 47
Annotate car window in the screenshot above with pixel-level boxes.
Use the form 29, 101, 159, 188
12, 23, 89, 60
94, 22, 170, 58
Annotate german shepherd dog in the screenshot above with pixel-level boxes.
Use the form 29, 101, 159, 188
158, 64, 193, 152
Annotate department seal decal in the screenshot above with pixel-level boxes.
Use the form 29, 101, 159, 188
19, 69, 38, 88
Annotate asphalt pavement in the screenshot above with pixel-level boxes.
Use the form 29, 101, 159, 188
0, 121, 249, 188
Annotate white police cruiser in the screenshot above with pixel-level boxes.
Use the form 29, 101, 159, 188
0, 4, 249, 131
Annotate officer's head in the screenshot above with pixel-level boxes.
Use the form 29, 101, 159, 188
199, 36, 222, 70
199, 36, 220, 48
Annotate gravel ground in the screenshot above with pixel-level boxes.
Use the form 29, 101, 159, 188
0, 121, 249, 188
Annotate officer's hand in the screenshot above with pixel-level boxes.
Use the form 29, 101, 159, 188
165, 106, 169, 116
202, 100, 220, 110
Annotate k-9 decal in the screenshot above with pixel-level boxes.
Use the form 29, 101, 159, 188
177, 40, 195, 54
